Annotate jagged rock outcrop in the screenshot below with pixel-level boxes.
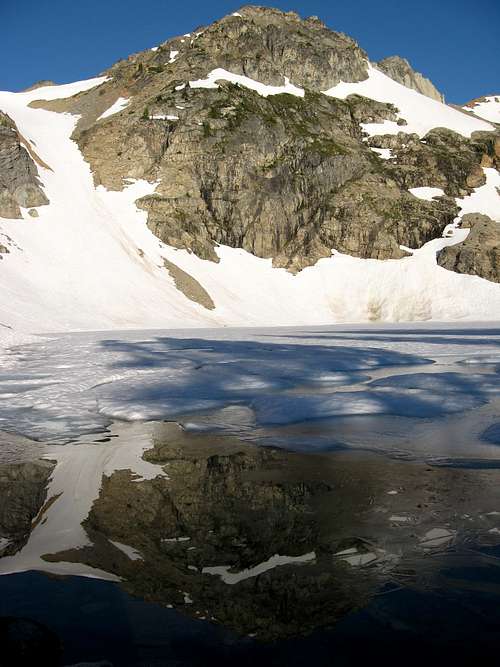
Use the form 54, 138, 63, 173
0, 111, 49, 218
438, 213, 500, 283
377, 56, 444, 102
369, 128, 500, 193
186, 5, 369, 90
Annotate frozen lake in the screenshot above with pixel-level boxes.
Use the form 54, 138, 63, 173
1, 322, 500, 459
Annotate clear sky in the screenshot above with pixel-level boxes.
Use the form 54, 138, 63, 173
1, 0, 498, 103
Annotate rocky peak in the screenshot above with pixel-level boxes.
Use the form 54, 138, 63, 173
377, 55, 444, 102
152, 5, 369, 91
234, 5, 303, 24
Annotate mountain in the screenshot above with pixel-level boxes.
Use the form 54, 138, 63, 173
0, 5, 499, 338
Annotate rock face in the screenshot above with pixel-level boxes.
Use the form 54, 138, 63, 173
0, 111, 48, 218
438, 213, 500, 283
377, 56, 444, 102
126, 87, 456, 269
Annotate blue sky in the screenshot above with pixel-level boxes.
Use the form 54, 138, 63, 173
1, 0, 498, 103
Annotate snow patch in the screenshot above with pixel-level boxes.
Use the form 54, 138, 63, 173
335, 549, 378, 566
420, 528, 455, 548
409, 187, 445, 201
371, 147, 392, 159
110, 540, 143, 560
0, 538, 10, 551
202, 552, 316, 584
13, 76, 109, 102
150, 114, 179, 121
163, 536, 191, 543
97, 97, 130, 120
189, 68, 304, 98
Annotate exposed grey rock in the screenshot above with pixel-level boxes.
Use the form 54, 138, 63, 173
437, 213, 500, 283
201, 5, 369, 90
0, 111, 49, 218
377, 55, 444, 102
164, 258, 215, 309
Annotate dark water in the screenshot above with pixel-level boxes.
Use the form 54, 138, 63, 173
3, 558, 500, 667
